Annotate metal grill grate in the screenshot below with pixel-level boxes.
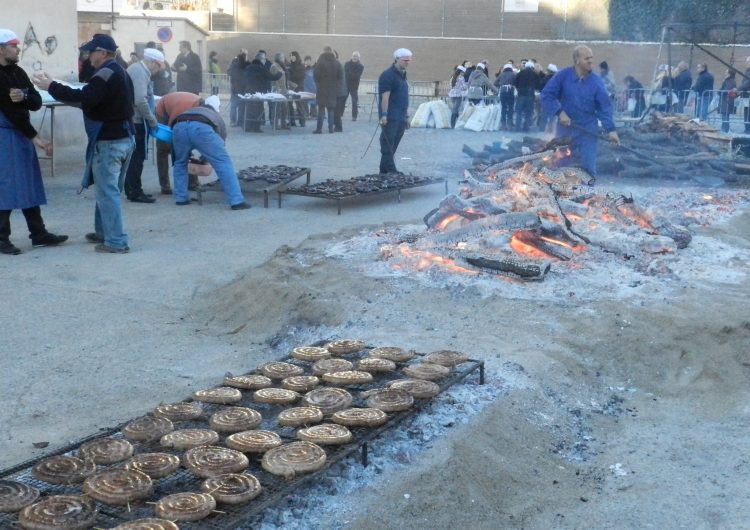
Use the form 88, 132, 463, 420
1, 347, 484, 529
277, 176, 449, 214
195, 166, 311, 208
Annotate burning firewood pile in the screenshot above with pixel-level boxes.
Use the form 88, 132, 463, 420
0, 342, 482, 529
380, 146, 693, 281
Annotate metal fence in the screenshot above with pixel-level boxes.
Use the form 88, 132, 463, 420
614, 88, 750, 132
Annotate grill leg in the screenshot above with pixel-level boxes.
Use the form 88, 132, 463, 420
263, 190, 269, 208
361, 442, 368, 467
278, 192, 282, 208
479, 362, 485, 385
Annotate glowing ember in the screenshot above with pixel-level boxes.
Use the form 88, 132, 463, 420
539, 236, 586, 252
435, 213, 463, 231
394, 245, 479, 275
510, 234, 549, 259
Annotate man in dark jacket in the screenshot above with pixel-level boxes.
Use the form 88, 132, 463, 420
344, 51, 364, 121
243, 55, 282, 132
287, 51, 306, 126
172, 41, 202, 95
171, 95, 248, 210
0, 29, 67, 255
227, 49, 248, 126
692, 63, 714, 121
313, 46, 340, 134
35, 33, 135, 253
514, 61, 538, 132
671, 61, 692, 113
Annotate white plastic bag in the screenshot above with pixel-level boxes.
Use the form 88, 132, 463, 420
430, 100, 452, 129
455, 104, 476, 129
410, 101, 432, 128
464, 106, 491, 132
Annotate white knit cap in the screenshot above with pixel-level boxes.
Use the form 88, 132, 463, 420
143, 48, 165, 65
547, 63, 558, 72
457, 65, 466, 72
525, 61, 535, 68
393, 48, 413, 60
204, 95, 220, 112
503, 63, 513, 70
476, 62, 486, 70
0, 29, 20, 45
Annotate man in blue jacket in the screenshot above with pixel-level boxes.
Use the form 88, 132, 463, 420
378, 48, 412, 175
35, 34, 135, 253
541, 45, 619, 178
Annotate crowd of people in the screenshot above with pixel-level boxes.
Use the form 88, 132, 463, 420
447, 57, 571, 132
645, 57, 750, 133
225, 47, 364, 134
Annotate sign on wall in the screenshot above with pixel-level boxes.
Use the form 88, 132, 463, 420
504, 0, 539, 13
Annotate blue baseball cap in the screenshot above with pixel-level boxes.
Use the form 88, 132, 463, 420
80, 34, 117, 53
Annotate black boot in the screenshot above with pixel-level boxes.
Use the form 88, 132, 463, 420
0, 239, 21, 255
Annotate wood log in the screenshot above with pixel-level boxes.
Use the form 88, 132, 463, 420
430, 212, 541, 244
462, 255, 551, 281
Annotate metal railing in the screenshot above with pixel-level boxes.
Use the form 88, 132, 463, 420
613, 87, 750, 132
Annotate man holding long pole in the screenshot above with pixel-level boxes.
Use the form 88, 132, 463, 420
541, 45, 619, 177
377, 48, 412, 175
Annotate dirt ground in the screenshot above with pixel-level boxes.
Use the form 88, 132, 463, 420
2, 108, 749, 529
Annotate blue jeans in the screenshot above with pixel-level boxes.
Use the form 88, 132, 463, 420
93, 137, 134, 249
172, 121, 245, 206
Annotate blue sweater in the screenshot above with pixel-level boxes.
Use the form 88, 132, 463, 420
541, 66, 615, 133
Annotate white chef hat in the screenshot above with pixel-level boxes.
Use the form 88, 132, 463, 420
143, 48, 165, 65
393, 48, 413, 60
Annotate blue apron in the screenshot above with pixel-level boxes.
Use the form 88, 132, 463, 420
0, 110, 46, 210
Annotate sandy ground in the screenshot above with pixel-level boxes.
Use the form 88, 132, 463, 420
2, 109, 749, 529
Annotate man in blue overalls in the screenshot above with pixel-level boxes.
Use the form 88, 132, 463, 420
378, 48, 412, 175
541, 45, 619, 178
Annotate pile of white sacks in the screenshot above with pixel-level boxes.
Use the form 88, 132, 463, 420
410, 100, 505, 132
